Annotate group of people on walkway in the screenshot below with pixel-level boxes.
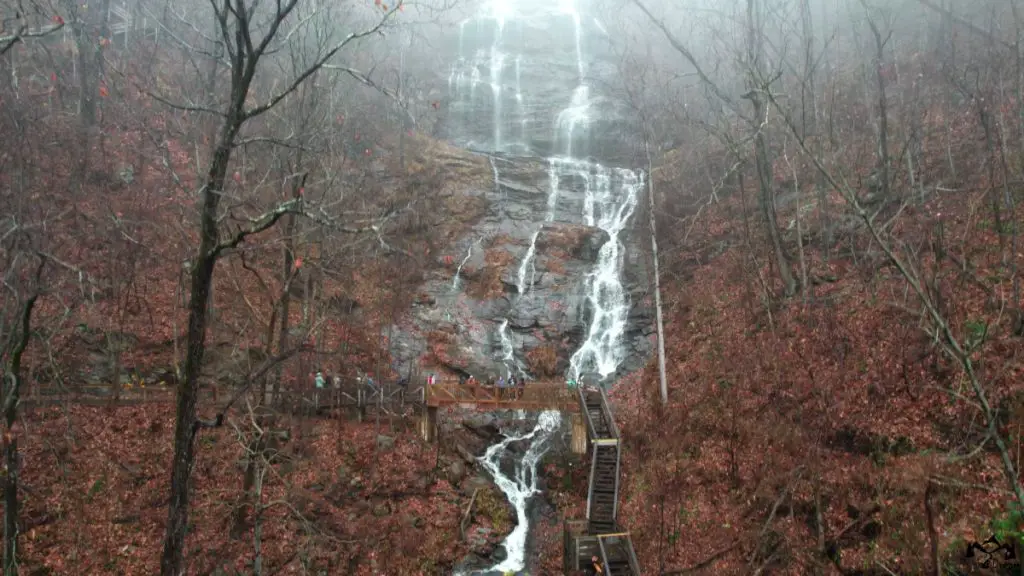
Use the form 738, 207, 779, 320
453, 373, 525, 399
422, 370, 599, 401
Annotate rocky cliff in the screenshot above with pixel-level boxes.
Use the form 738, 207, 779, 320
389, 0, 652, 384
389, 151, 654, 382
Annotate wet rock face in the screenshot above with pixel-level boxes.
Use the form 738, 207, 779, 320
389, 152, 654, 381
389, 0, 656, 382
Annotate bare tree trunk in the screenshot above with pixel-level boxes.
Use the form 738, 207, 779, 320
924, 481, 940, 576
784, 142, 809, 304
161, 127, 238, 575
979, 105, 1007, 262
644, 136, 668, 405
746, 0, 797, 297
2, 275, 41, 576
158, 3, 395, 570
273, 210, 298, 406
2, 433, 17, 576
1012, 0, 1024, 309
252, 460, 265, 576
800, 0, 831, 260
860, 1, 891, 200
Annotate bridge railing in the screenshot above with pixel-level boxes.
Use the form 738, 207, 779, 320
425, 380, 576, 409
564, 523, 642, 575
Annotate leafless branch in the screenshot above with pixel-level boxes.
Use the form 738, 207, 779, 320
243, 6, 401, 121
0, 21, 64, 58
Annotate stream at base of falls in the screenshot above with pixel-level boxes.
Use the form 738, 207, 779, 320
453, 411, 562, 576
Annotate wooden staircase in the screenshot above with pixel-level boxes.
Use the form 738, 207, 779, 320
583, 388, 620, 535
564, 386, 641, 575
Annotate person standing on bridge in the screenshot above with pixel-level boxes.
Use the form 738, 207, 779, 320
497, 376, 505, 400
586, 555, 604, 575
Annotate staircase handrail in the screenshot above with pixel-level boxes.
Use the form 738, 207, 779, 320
578, 387, 600, 441
598, 386, 621, 440
597, 534, 612, 575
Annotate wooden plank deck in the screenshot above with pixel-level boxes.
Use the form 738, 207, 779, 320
424, 379, 579, 411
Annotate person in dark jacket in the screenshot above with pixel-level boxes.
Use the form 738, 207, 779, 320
586, 555, 604, 575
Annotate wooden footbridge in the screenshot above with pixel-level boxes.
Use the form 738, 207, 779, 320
424, 379, 579, 410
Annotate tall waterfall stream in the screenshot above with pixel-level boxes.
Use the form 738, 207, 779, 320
447, 0, 640, 572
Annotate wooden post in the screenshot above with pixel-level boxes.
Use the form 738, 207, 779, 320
570, 411, 587, 455
420, 406, 437, 442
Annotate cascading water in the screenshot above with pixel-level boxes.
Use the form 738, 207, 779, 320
515, 230, 539, 295
497, 319, 517, 378
567, 165, 642, 380
477, 411, 561, 572
452, 238, 481, 291
447, 0, 641, 572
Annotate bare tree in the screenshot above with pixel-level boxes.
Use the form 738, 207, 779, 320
858, 0, 893, 202
767, 87, 1024, 511
0, 251, 44, 576
0, 3, 64, 57
153, 2, 401, 573
634, 0, 798, 297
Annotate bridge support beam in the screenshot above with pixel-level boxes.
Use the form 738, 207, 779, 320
420, 406, 438, 443
570, 412, 587, 455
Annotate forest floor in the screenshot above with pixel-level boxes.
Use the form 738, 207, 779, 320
600, 168, 1024, 574
17, 401, 496, 575
12, 98, 1024, 575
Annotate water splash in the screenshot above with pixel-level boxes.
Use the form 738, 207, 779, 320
479, 411, 562, 573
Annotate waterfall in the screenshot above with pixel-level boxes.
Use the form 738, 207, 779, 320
515, 230, 539, 295
568, 166, 641, 380
490, 45, 505, 150
477, 411, 562, 572
515, 56, 526, 144
555, 85, 589, 157
452, 239, 479, 291
497, 319, 516, 378
490, 155, 502, 199
446, 1, 642, 573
